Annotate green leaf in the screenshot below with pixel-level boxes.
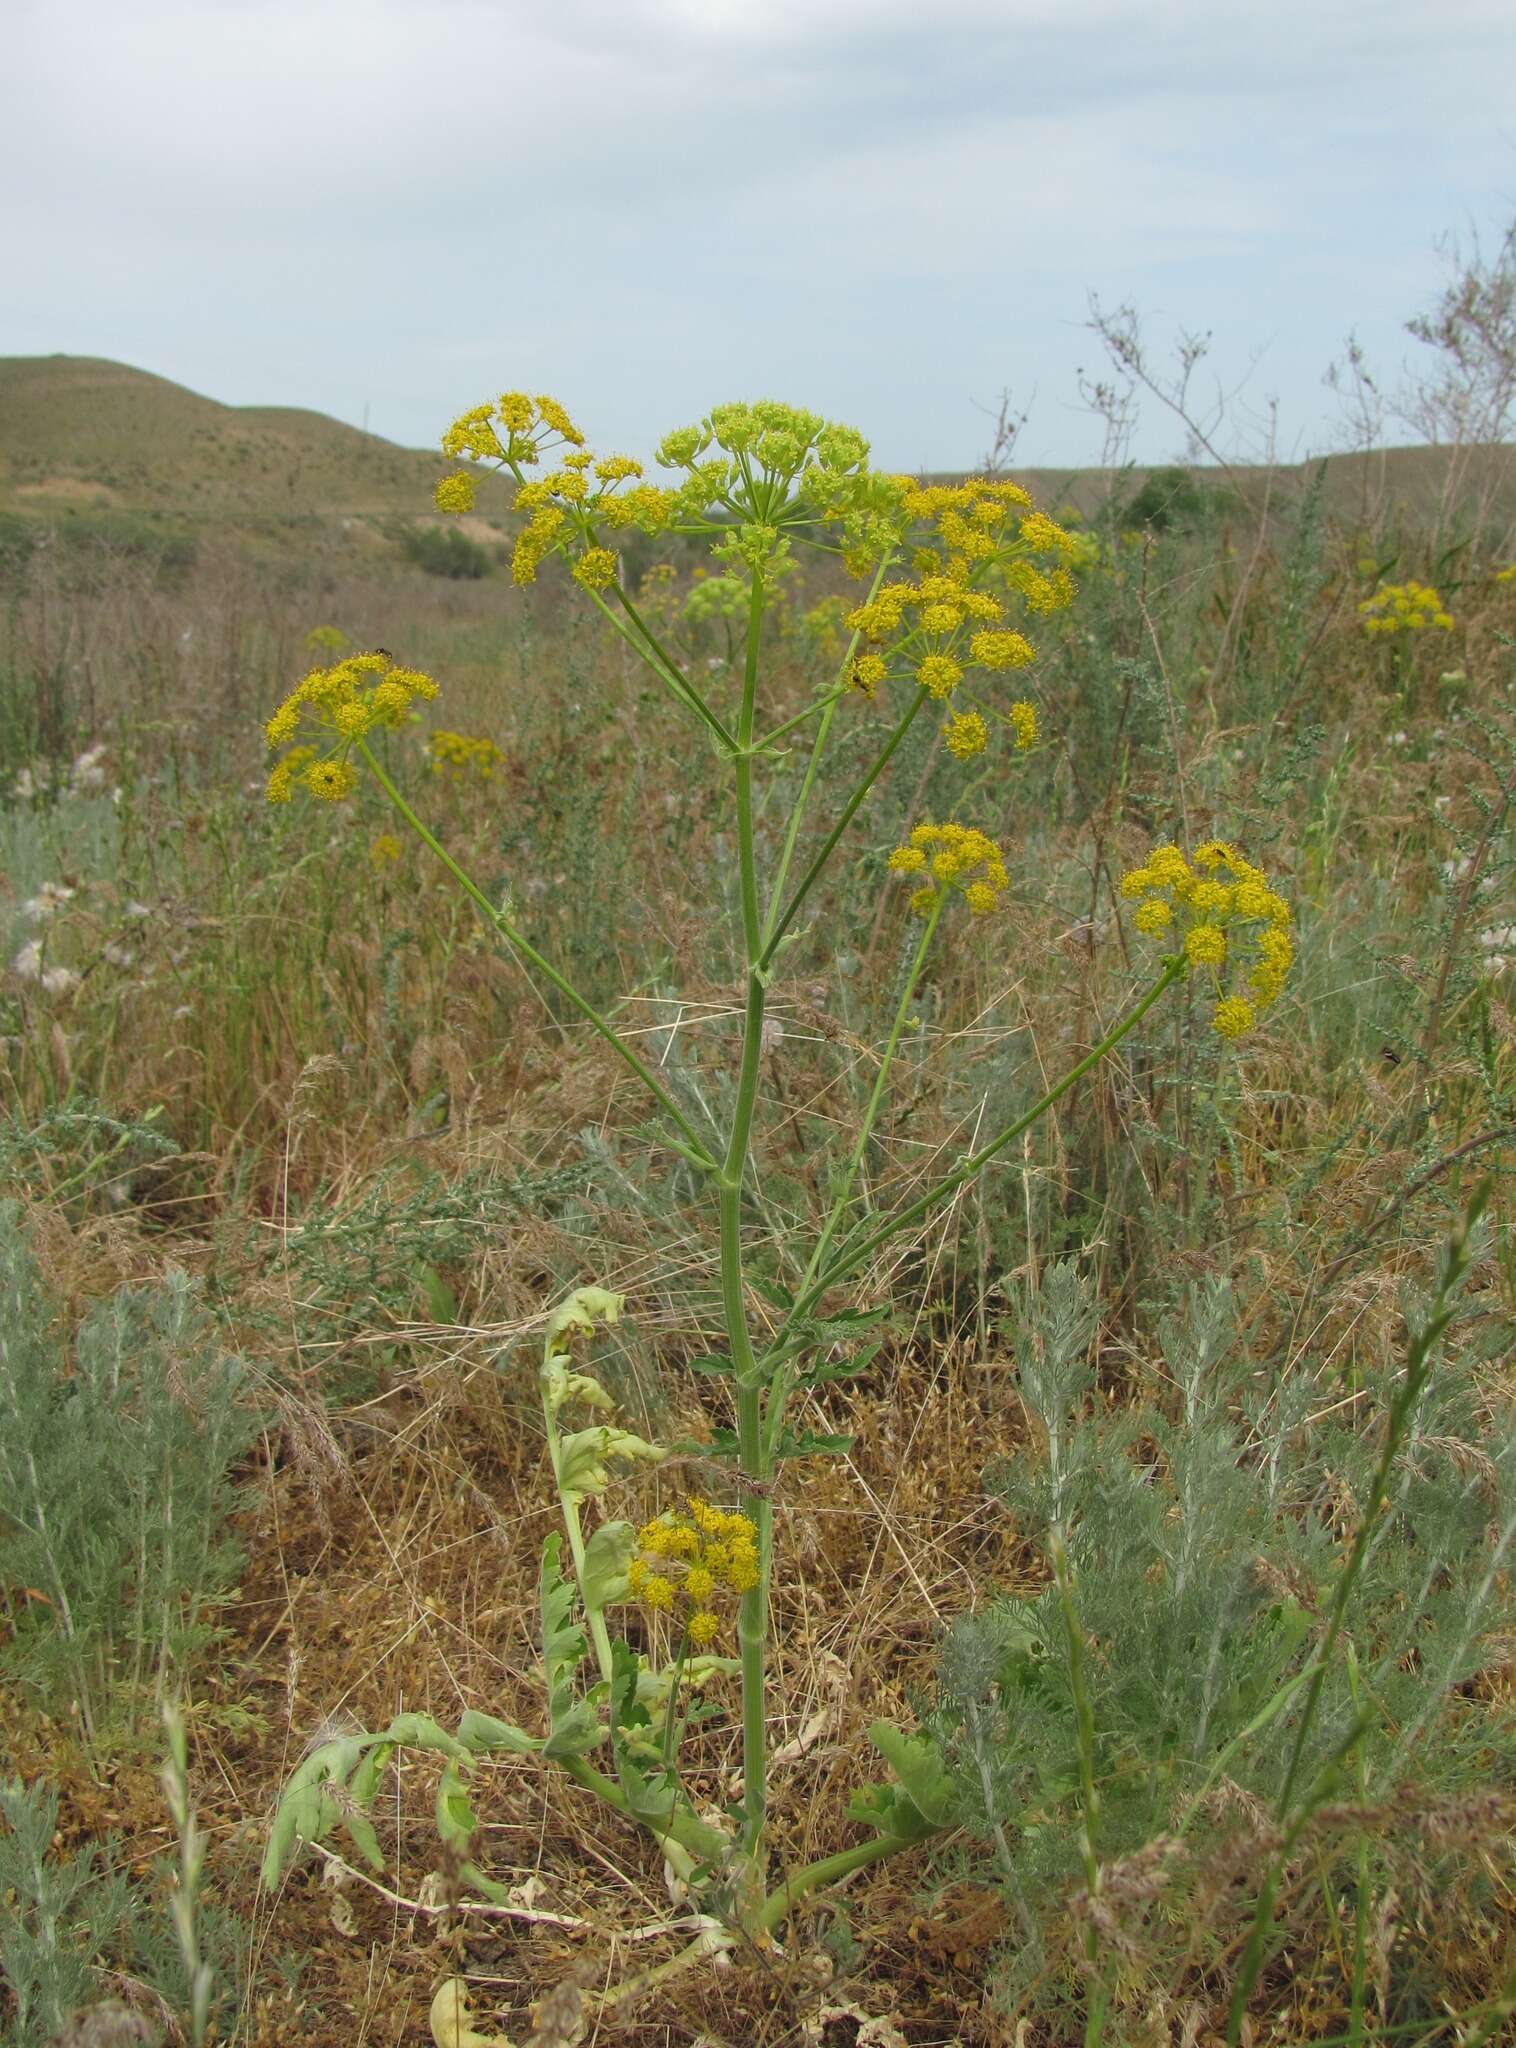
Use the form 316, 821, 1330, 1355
869, 1720, 952, 1826
686, 1354, 735, 1377
748, 1275, 795, 1311
348, 1741, 398, 1807
582, 1520, 636, 1610
415, 1262, 459, 1323
557, 1424, 667, 1505
342, 1807, 385, 1873
775, 1428, 854, 1459
435, 1760, 480, 1856
373, 1711, 474, 1763
436, 1762, 514, 1905
456, 1711, 542, 1756
261, 1735, 370, 1886
845, 1780, 939, 1843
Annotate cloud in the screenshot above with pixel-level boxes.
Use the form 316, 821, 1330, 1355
4, 0, 1513, 464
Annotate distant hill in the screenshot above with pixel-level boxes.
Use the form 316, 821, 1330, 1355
1, 355, 1511, 544
0, 356, 443, 521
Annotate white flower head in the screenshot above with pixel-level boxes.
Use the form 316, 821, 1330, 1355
21, 882, 75, 921
69, 745, 108, 793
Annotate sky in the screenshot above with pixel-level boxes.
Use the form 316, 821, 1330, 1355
4, 0, 1514, 471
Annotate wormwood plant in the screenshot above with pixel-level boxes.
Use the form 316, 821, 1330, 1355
0, 1711, 239, 2048
933, 1215, 1514, 2040
257, 397, 1297, 1978
0, 1204, 256, 1736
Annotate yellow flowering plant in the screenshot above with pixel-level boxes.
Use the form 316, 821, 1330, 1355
259, 393, 1292, 1983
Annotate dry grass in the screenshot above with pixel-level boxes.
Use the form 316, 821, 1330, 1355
0, 450, 1514, 2046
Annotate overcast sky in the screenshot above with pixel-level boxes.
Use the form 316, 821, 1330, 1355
5, 0, 1514, 469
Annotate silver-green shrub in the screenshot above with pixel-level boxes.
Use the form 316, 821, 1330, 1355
0, 1203, 257, 1731
932, 1248, 1516, 2033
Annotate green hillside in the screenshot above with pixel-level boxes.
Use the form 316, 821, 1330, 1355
0, 355, 442, 520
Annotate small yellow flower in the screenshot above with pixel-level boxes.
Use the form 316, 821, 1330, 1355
1189, 878, 1234, 916
920, 602, 963, 634
888, 845, 928, 873
917, 653, 963, 699
964, 881, 999, 915
944, 709, 989, 759
642, 1573, 675, 1612
723, 1549, 760, 1595
1146, 845, 1191, 885
1185, 924, 1227, 969
970, 629, 1035, 671
370, 833, 403, 864
534, 394, 585, 446
684, 1565, 715, 1602
331, 700, 374, 741
573, 546, 618, 592
851, 653, 887, 697
1213, 997, 1256, 1039
687, 1610, 721, 1648
304, 758, 358, 802
428, 730, 505, 783
1192, 840, 1236, 871
1008, 700, 1038, 750
1133, 899, 1172, 933
434, 472, 477, 515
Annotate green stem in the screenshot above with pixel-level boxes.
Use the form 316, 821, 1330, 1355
795, 895, 943, 1307
758, 688, 928, 970
360, 743, 717, 1171
555, 1754, 699, 1882
757, 1831, 923, 1934
539, 1394, 616, 1687
750, 685, 847, 754
785, 957, 1186, 1332
724, 577, 772, 1859
596, 582, 738, 754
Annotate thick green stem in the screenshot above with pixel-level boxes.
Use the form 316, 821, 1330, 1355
757, 1830, 923, 1934
783, 957, 1186, 1332
724, 578, 773, 1858
360, 743, 716, 1170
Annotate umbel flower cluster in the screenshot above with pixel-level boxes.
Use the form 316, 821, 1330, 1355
263, 652, 440, 803
428, 392, 1068, 775
626, 1500, 760, 1648
888, 821, 1011, 918
1121, 841, 1294, 1038
1359, 580, 1455, 634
